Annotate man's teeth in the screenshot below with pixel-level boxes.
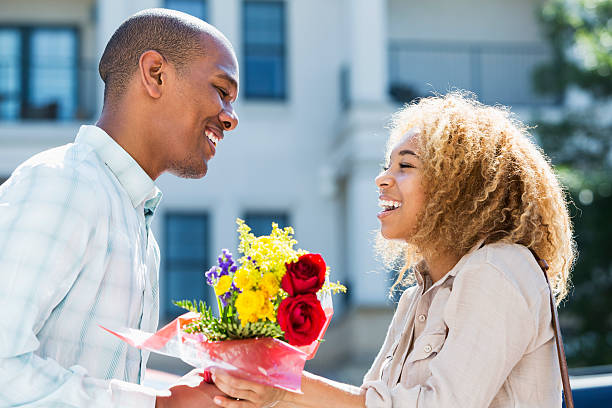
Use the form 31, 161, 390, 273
205, 129, 220, 146
378, 199, 402, 210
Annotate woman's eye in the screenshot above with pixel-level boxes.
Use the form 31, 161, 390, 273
399, 163, 414, 169
382, 165, 390, 171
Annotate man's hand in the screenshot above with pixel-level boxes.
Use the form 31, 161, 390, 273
156, 369, 227, 408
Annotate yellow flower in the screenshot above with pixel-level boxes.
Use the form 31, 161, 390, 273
261, 299, 277, 322
214, 275, 233, 296
234, 268, 256, 290
236, 219, 301, 279
260, 272, 280, 299
235, 290, 265, 325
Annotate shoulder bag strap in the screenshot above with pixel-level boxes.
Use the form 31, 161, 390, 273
529, 249, 574, 408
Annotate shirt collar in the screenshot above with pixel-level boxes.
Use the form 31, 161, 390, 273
415, 238, 486, 290
75, 125, 162, 210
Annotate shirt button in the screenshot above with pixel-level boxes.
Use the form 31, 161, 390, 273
424, 344, 433, 353
417, 314, 427, 322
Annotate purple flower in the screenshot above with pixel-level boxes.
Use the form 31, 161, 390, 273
219, 291, 233, 307
230, 281, 242, 293
222, 248, 233, 260
205, 266, 219, 286
218, 249, 236, 276
206, 249, 239, 287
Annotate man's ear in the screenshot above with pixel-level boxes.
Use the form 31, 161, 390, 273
138, 50, 167, 99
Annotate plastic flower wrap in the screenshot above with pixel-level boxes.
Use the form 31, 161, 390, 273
103, 219, 345, 392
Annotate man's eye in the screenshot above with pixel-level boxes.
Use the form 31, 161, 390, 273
217, 87, 229, 98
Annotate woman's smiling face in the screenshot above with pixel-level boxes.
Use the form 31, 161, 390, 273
375, 131, 426, 242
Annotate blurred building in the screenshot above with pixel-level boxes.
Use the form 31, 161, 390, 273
0, 0, 559, 384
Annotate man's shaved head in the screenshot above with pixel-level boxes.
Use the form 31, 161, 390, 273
99, 8, 231, 103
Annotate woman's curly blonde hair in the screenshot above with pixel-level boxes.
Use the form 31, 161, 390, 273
379, 92, 575, 302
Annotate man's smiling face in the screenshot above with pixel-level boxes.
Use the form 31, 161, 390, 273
163, 36, 239, 179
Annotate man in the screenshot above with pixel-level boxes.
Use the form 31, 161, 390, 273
0, 8, 238, 407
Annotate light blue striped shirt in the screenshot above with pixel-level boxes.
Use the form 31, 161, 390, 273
0, 125, 162, 407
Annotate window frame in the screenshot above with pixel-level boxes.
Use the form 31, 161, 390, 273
163, 211, 211, 321
242, 0, 288, 100
0, 24, 80, 121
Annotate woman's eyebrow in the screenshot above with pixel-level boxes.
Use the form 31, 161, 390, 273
398, 149, 417, 157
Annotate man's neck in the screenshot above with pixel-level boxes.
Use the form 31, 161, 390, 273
96, 109, 161, 180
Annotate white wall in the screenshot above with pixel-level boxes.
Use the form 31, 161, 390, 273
386, 0, 554, 106
388, 0, 547, 44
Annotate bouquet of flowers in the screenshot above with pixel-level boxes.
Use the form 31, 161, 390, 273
103, 219, 345, 392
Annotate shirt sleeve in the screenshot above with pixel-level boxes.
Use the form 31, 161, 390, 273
0, 163, 157, 408
362, 262, 543, 408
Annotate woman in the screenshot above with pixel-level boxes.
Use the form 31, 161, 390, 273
210, 92, 575, 407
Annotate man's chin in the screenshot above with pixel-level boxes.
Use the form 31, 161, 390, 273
168, 162, 208, 179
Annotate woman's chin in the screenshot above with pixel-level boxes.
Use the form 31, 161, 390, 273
380, 228, 400, 241
380, 227, 413, 243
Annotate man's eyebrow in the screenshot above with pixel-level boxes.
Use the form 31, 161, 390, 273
215, 72, 238, 90
398, 149, 418, 157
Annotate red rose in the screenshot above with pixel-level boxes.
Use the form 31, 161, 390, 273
282, 253, 326, 296
277, 294, 326, 346
200, 369, 213, 384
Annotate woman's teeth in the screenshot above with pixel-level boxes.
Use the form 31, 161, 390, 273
205, 129, 220, 146
378, 199, 402, 211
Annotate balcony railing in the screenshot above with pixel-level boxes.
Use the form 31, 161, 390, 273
389, 41, 561, 107
0, 60, 98, 122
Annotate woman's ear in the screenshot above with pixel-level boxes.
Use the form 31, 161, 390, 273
138, 50, 166, 99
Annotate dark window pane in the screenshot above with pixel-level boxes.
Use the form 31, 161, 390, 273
244, 212, 289, 236
165, 0, 208, 20
0, 30, 21, 120
165, 213, 210, 319
0, 26, 78, 121
244, 4, 283, 45
167, 214, 208, 263
245, 55, 285, 98
244, 1, 286, 99
29, 29, 77, 120
167, 267, 207, 302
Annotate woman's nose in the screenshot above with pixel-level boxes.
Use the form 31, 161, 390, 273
375, 171, 393, 189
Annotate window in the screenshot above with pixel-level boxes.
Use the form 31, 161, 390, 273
164, 213, 211, 320
0, 27, 78, 121
244, 211, 289, 236
243, 1, 286, 99
164, 0, 208, 20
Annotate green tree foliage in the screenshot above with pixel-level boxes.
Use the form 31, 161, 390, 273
535, 0, 612, 97
534, 0, 612, 367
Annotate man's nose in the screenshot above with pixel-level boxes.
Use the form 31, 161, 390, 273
219, 106, 238, 131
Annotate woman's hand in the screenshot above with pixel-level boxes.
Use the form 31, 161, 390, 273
210, 368, 287, 408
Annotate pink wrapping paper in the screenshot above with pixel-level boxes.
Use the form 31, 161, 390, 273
101, 293, 333, 392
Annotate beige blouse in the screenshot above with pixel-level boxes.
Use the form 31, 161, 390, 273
361, 242, 562, 407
